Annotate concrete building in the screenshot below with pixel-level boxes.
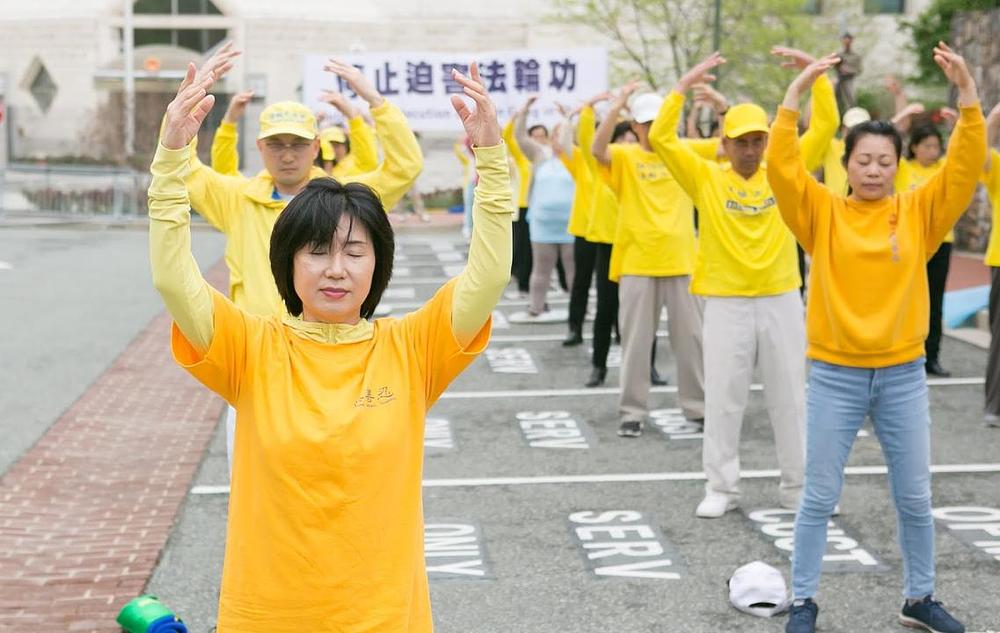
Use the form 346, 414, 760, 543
0, 0, 931, 189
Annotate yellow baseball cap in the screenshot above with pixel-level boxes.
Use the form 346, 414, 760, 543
319, 127, 346, 161
257, 101, 317, 140
723, 103, 769, 139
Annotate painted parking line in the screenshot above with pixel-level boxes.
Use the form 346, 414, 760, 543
440, 376, 985, 400
190, 463, 1000, 495
490, 331, 666, 343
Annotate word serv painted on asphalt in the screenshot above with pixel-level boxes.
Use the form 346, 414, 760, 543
933, 506, 1000, 563
303, 48, 608, 132
517, 411, 594, 449
747, 509, 889, 572
649, 408, 704, 441
568, 511, 686, 580
425, 520, 491, 581
424, 417, 455, 451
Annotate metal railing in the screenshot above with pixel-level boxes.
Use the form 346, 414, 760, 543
0, 163, 149, 217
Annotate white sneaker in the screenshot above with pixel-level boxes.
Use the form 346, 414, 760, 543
695, 492, 737, 518
504, 289, 528, 300
986, 414, 1000, 428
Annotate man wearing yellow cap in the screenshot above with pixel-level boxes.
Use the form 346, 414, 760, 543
649, 49, 838, 518
174, 50, 422, 475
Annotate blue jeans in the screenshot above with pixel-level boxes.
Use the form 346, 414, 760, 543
792, 358, 934, 600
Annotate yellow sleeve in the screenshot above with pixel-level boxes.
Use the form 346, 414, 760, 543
915, 103, 987, 248
183, 140, 248, 234
148, 142, 216, 353
453, 142, 471, 167
765, 107, 836, 253
346, 115, 378, 174
558, 149, 575, 176
648, 91, 713, 205
451, 143, 514, 347
503, 118, 533, 207
985, 149, 1000, 190
346, 100, 423, 211
686, 137, 721, 161
210, 121, 241, 177
800, 74, 839, 173
579, 105, 598, 173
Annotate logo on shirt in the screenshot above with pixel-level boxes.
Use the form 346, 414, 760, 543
724, 196, 776, 216
354, 386, 396, 408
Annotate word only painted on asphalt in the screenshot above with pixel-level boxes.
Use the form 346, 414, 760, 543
425, 521, 491, 581
490, 310, 510, 330
517, 411, 595, 449
485, 347, 537, 374
424, 417, 455, 450
568, 511, 685, 580
933, 506, 1000, 563
747, 509, 888, 572
649, 408, 703, 441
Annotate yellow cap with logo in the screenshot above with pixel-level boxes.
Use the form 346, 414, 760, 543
723, 103, 769, 139
257, 101, 318, 140
319, 127, 347, 161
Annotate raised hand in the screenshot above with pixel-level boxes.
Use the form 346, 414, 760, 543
195, 41, 240, 84
676, 52, 726, 94
449, 63, 501, 147
611, 80, 642, 110
161, 63, 216, 150
933, 41, 978, 107
586, 91, 613, 107
222, 89, 254, 124
693, 83, 729, 113
781, 53, 840, 110
884, 74, 904, 96
324, 58, 384, 108
771, 46, 817, 70
320, 90, 360, 119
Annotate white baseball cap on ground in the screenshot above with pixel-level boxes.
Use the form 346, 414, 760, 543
728, 561, 792, 618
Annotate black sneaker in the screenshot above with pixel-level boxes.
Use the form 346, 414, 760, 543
617, 420, 642, 438
899, 596, 965, 633
585, 367, 607, 388
650, 367, 668, 386
925, 360, 951, 377
562, 328, 583, 347
785, 599, 818, 633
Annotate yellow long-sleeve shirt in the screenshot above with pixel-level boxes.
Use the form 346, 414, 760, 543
766, 103, 986, 368
983, 149, 1000, 267
896, 158, 953, 243
150, 141, 512, 353
502, 119, 533, 208
185, 100, 422, 317
210, 121, 241, 177
648, 81, 836, 297
579, 106, 619, 245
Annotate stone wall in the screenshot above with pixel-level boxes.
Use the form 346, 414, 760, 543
953, 8, 1000, 253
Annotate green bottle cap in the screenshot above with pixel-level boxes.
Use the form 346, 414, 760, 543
116, 595, 174, 633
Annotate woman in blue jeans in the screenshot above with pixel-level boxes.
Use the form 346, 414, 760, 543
762, 44, 986, 633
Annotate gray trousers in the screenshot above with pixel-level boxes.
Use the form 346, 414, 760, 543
529, 242, 574, 315
618, 275, 705, 421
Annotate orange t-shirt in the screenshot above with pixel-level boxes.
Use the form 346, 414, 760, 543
172, 280, 489, 632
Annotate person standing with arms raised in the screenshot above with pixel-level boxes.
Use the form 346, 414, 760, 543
149, 58, 511, 632
770, 44, 985, 633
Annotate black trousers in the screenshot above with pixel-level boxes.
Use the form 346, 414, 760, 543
592, 243, 619, 370
568, 237, 597, 332
511, 207, 532, 293
986, 267, 1000, 416
797, 243, 807, 295
925, 242, 952, 364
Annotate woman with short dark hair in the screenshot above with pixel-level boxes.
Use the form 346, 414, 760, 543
768, 43, 985, 633
148, 59, 511, 632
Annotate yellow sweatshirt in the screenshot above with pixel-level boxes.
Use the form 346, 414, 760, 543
983, 149, 1000, 267
649, 86, 836, 297
184, 100, 422, 318
766, 103, 986, 368
502, 119, 533, 208
579, 106, 619, 245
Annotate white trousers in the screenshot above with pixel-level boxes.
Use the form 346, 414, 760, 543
701, 291, 806, 508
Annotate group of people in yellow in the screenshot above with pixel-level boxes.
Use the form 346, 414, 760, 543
146, 34, 999, 633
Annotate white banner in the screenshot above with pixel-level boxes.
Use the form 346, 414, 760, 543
302, 48, 608, 133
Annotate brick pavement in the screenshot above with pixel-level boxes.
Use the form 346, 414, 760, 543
0, 264, 228, 632
948, 251, 991, 291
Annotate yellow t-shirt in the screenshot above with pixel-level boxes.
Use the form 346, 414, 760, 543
172, 281, 489, 633
331, 116, 380, 180
983, 149, 1000, 267
649, 91, 801, 297
577, 106, 619, 245
766, 104, 986, 368
820, 137, 848, 196
606, 143, 696, 281
896, 158, 953, 243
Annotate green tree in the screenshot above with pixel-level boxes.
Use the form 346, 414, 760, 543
903, 0, 1000, 86
548, 0, 845, 110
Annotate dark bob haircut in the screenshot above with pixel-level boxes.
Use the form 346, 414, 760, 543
527, 124, 549, 137
841, 120, 903, 168
907, 124, 943, 160
612, 121, 635, 143
269, 178, 394, 320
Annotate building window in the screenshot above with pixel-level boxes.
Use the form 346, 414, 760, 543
863, 0, 904, 13
26, 59, 57, 113
134, 0, 222, 14
133, 28, 226, 52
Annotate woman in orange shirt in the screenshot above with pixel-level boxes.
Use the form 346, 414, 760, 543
767, 44, 985, 633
